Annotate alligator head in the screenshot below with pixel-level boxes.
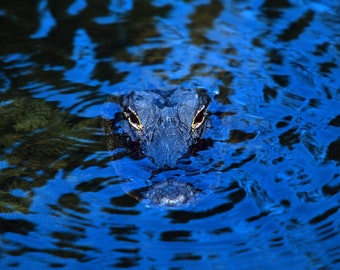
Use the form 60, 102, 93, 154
121, 88, 210, 168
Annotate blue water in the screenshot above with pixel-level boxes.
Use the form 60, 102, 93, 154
0, 0, 339, 269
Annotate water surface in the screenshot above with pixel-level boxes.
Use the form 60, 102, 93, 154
0, 0, 339, 269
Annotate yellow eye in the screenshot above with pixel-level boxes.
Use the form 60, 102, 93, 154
191, 105, 207, 130
124, 107, 143, 131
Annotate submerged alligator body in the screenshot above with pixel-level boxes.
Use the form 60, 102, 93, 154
105, 88, 278, 210
106, 88, 211, 207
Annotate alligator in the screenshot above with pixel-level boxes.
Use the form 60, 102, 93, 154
121, 88, 210, 168
105, 88, 282, 210
106, 88, 211, 207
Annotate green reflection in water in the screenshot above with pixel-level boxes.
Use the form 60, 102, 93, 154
0, 96, 104, 214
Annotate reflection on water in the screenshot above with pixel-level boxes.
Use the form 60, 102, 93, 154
1, 0, 340, 269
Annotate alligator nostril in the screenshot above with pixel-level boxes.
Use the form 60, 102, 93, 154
140, 179, 201, 207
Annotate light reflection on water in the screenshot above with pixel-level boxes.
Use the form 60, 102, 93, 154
0, 0, 339, 269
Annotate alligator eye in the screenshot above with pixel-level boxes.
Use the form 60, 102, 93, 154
125, 107, 143, 131
191, 105, 207, 130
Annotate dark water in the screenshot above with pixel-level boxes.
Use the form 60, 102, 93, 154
1, 0, 340, 269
